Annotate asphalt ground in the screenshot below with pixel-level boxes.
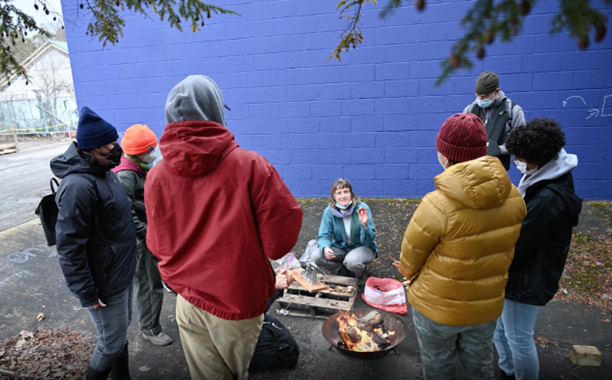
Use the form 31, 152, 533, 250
1, 142, 611, 380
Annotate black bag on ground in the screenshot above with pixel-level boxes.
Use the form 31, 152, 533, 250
250, 313, 300, 370
35, 178, 60, 246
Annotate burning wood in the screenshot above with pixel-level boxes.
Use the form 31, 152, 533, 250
357, 311, 383, 332
336, 311, 395, 352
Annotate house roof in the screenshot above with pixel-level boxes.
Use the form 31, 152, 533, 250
0, 40, 69, 90
48, 40, 68, 52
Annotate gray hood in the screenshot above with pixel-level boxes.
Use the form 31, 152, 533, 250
165, 75, 226, 126
517, 148, 578, 197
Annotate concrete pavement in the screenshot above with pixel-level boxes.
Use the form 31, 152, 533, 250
0, 141, 611, 379
1, 215, 611, 379
0, 140, 72, 232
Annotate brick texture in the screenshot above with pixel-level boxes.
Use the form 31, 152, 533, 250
63, 0, 612, 199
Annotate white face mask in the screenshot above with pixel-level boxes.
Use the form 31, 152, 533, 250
142, 149, 159, 164
514, 159, 538, 176
437, 152, 449, 170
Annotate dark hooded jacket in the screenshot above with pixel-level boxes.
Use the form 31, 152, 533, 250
505, 149, 583, 306
50, 143, 137, 307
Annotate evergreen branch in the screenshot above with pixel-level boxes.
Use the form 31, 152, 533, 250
328, 0, 377, 62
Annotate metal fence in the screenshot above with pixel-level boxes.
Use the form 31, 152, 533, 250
0, 97, 78, 136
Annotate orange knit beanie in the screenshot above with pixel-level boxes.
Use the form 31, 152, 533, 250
121, 124, 158, 155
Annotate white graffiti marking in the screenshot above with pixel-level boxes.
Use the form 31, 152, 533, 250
586, 109, 600, 120
601, 95, 612, 117
0, 258, 13, 271
6, 250, 37, 264
562, 95, 612, 119
0, 270, 30, 287
562, 96, 587, 107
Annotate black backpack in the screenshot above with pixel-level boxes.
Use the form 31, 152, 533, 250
249, 314, 300, 370
35, 175, 99, 247
35, 178, 60, 246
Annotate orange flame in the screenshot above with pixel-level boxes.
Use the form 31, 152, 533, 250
336, 311, 393, 352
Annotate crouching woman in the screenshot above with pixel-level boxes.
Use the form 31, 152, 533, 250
311, 179, 378, 278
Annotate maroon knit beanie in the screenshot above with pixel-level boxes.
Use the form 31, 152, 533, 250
436, 113, 487, 162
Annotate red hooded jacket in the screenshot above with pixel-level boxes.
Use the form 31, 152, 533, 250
145, 121, 302, 320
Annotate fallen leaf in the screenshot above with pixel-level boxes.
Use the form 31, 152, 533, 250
138, 365, 151, 372
37, 313, 45, 321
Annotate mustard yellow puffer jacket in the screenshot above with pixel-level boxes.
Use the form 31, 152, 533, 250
399, 156, 526, 326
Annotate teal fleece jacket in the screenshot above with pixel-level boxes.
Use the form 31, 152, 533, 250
317, 202, 378, 257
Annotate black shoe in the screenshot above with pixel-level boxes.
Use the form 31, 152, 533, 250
499, 371, 515, 380
336, 265, 355, 277
110, 342, 131, 380
85, 365, 112, 380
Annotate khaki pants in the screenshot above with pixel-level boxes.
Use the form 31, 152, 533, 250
176, 295, 263, 380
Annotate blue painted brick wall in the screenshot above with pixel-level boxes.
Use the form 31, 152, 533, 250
62, 0, 612, 199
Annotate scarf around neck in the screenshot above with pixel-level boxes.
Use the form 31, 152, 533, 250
331, 204, 355, 218
125, 154, 152, 173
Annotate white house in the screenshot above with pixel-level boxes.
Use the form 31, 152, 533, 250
0, 40, 77, 134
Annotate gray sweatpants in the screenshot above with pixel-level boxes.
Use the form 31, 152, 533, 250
412, 307, 496, 380
310, 245, 375, 277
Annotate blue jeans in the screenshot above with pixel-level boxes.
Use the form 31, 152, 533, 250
87, 283, 133, 372
412, 307, 496, 380
494, 299, 541, 380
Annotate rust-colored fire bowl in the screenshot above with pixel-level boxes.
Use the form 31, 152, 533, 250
322, 309, 407, 361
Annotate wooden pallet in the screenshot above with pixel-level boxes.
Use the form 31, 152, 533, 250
275, 274, 359, 319
0, 144, 17, 155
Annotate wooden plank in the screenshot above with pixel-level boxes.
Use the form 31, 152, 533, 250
279, 294, 352, 309
320, 274, 359, 286
288, 268, 328, 293
0, 146, 17, 155
275, 273, 359, 318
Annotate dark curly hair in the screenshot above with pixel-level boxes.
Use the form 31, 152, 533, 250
505, 118, 566, 167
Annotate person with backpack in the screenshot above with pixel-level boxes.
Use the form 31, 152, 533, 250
463, 71, 526, 170
494, 119, 582, 380
397, 113, 526, 380
50, 107, 136, 380
112, 124, 173, 347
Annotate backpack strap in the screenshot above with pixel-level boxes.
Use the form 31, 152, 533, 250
468, 103, 477, 115
50, 178, 59, 195
505, 98, 515, 134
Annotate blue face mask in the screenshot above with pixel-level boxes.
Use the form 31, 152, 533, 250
476, 98, 493, 109
336, 200, 352, 210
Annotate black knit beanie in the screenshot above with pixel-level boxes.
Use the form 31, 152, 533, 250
475, 71, 499, 95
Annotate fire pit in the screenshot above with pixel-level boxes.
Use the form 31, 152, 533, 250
322, 309, 407, 378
